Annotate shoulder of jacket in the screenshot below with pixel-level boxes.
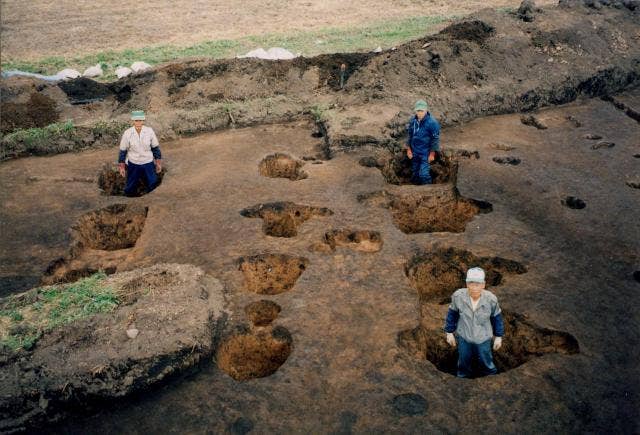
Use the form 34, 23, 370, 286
483, 290, 498, 302
452, 288, 466, 298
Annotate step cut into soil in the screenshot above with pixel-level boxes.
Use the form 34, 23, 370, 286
72, 203, 148, 250
97, 163, 165, 196
237, 254, 309, 295
217, 326, 293, 381
406, 247, 527, 304
244, 300, 281, 326
398, 311, 579, 376
259, 153, 308, 181
240, 202, 333, 237
358, 188, 492, 234
322, 229, 383, 253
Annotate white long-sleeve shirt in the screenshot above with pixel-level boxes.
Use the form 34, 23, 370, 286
119, 126, 160, 165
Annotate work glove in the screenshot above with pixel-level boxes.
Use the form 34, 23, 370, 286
446, 332, 456, 347
493, 337, 502, 351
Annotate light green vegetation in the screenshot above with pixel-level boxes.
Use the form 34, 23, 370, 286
1, 15, 454, 81
0, 272, 119, 351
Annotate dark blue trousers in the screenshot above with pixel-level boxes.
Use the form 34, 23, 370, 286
125, 162, 158, 196
456, 336, 498, 378
411, 154, 432, 185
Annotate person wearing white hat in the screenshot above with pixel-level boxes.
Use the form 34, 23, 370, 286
118, 110, 162, 196
443, 267, 505, 378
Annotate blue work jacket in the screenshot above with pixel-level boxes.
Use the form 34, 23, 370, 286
407, 113, 441, 156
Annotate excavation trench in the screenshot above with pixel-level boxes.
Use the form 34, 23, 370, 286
237, 254, 309, 295
398, 311, 579, 377
406, 247, 527, 304
358, 188, 491, 234
71, 203, 148, 250
240, 202, 333, 237
97, 163, 166, 197
244, 300, 282, 326
359, 152, 460, 185
259, 153, 308, 181
217, 325, 293, 381
322, 229, 383, 253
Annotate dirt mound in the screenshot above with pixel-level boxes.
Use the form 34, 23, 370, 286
359, 187, 492, 234
217, 325, 293, 381
97, 163, 166, 196
0, 264, 227, 432
57, 78, 112, 104
398, 310, 579, 376
258, 153, 308, 181
244, 300, 281, 326
440, 20, 495, 43
0, 92, 59, 134
240, 202, 333, 237
237, 254, 309, 295
72, 203, 148, 250
406, 247, 527, 304
321, 229, 383, 253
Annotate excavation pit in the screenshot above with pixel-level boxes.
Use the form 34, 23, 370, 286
259, 153, 308, 181
398, 311, 579, 376
244, 300, 282, 326
322, 229, 383, 253
237, 254, 309, 295
359, 152, 458, 185
406, 247, 527, 304
359, 189, 492, 234
240, 202, 333, 237
493, 156, 521, 165
217, 326, 293, 381
72, 203, 148, 251
562, 196, 586, 209
97, 163, 166, 196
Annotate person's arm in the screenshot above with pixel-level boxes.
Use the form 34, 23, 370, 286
118, 130, 129, 176
406, 119, 414, 159
150, 129, 162, 172
428, 119, 440, 163
444, 297, 460, 346
490, 300, 504, 350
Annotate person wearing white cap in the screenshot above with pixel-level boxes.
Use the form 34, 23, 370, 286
443, 267, 505, 378
117, 110, 162, 196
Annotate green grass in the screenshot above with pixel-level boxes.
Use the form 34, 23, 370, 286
0, 272, 119, 351
2, 120, 76, 148
1, 14, 454, 81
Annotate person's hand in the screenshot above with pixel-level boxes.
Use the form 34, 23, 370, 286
446, 333, 456, 347
407, 148, 413, 159
118, 163, 126, 177
155, 159, 162, 174
493, 337, 502, 351
428, 151, 436, 163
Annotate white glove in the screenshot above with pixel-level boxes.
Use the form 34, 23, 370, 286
446, 333, 456, 347
493, 337, 502, 351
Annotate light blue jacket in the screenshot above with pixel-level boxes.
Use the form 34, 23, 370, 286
444, 288, 505, 344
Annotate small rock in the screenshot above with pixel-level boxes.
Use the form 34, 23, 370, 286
115, 66, 133, 79
373, 46, 383, 53
126, 328, 139, 339
421, 42, 432, 48
39, 396, 49, 410
57, 68, 81, 80
131, 61, 152, 73
592, 141, 615, 149
520, 114, 547, 129
83, 64, 103, 78
583, 133, 603, 140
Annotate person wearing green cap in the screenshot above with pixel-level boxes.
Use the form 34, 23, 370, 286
405, 100, 440, 184
117, 110, 162, 196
